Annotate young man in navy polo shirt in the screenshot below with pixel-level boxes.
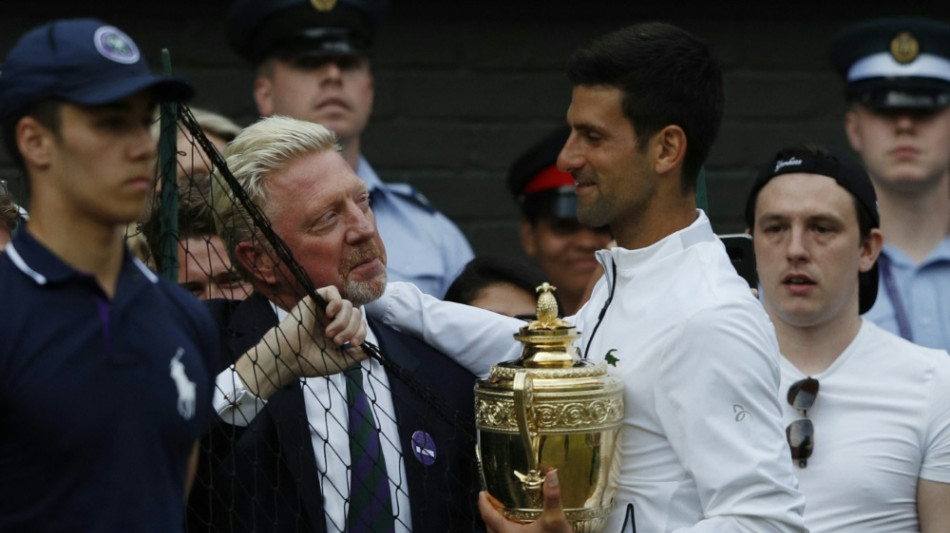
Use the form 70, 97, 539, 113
0, 19, 218, 531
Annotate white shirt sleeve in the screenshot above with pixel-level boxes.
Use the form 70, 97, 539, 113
212, 365, 269, 427
364, 281, 524, 378
922, 354, 950, 483
656, 303, 807, 533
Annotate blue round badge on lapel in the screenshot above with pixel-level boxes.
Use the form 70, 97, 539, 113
410, 431, 437, 466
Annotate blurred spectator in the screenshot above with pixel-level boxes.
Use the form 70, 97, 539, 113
130, 107, 243, 264
143, 172, 251, 300
507, 127, 612, 315
445, 256, 558, 318
0, 183, 20, 251
157, 106, 242, 181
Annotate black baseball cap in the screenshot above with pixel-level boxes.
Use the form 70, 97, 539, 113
227, 0, 390, 65
507, 127, 578, 220
0, 18, 193, 123
831, 17, 950, 109
744, 147, 880, 314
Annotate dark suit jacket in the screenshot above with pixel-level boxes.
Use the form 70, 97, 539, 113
188, 293, 482, 533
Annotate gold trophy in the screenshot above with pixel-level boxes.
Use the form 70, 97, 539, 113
474, 283, 624, 532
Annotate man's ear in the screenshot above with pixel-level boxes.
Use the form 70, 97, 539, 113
253, 76, 275, 117
16, 116, 55, 170
520, 218, 538, 257
859, 228, 884, 273
651, 125, 687, 176
235, 240, 279, 285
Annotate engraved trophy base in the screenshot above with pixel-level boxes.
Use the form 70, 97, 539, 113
506, 504, 611, 533
476, 364, 622, 533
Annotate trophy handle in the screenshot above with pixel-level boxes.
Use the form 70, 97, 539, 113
512, 371, 544, 491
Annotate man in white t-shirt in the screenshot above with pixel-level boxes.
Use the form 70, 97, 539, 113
745, 145, 950, 532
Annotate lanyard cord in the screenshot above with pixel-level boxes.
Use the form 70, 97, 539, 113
619, 502, 637, 532
583, 258, 618, 360
878, 254, 913, 341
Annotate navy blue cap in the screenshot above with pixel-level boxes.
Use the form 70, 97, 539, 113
0, 18, 193, 123
228, 0, 390, 65
507, 127, 579, 220
832, 17, 950, 109
745, 146, 880, 314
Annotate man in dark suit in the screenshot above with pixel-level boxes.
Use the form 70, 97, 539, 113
191, 115, 481, 533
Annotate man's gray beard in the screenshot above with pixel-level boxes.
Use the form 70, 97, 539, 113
343, 272, 387, 308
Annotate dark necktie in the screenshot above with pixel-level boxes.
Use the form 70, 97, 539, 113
345, 364, 396, 533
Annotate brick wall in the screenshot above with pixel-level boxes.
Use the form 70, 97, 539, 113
3, 1, 950, 260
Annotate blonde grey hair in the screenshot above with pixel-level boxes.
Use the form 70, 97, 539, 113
211, 115, 339, 276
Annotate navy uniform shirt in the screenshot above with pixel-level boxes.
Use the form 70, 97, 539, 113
0, 228, 217, 532
357, 157, 473, 298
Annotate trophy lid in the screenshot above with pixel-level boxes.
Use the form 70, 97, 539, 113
512, 283, 580, 369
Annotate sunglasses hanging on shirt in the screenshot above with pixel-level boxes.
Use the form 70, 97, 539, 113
786, 377, 819, 468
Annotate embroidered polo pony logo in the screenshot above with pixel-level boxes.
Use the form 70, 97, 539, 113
169, 348, 197, 420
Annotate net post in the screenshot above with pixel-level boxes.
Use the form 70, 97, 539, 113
158, 48, 180, 282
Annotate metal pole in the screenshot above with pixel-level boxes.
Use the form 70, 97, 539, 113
158, 48, 179, 282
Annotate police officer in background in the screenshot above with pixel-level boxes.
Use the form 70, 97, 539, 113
507, 127, 612, 315
833, 17, 950, 353
227, 0, 474, 298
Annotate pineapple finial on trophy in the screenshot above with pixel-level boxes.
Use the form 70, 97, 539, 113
532, 282, 568, 329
